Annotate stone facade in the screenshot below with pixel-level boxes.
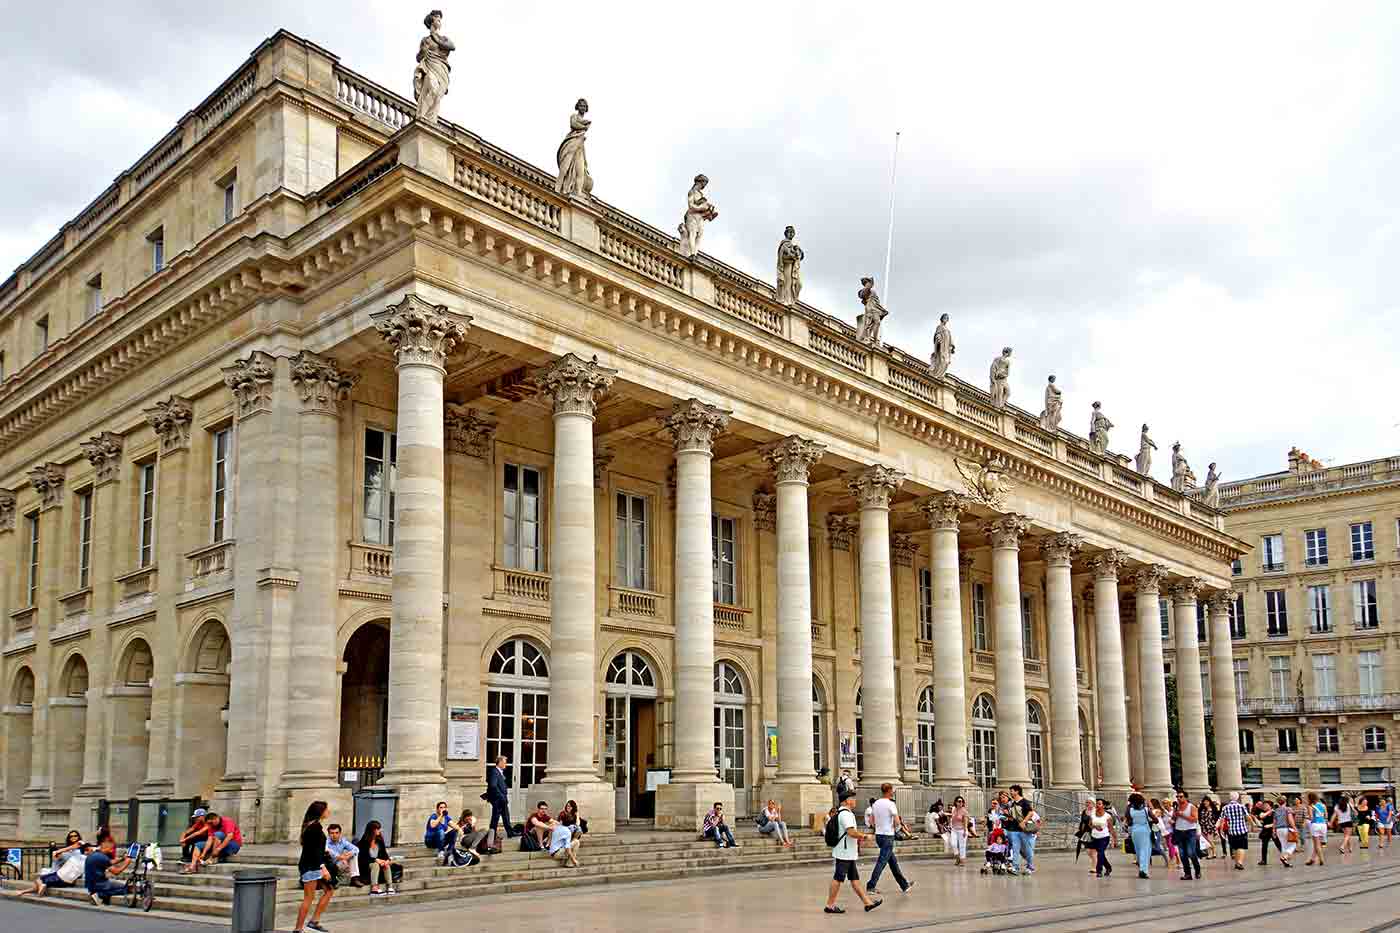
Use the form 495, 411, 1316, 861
0, 32, 1244, 843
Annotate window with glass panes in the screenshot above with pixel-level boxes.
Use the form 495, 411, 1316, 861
1239, 729, 1255, 753
1277, 727, 1298, 753
1021, 595, 1037, 660
1317, 726, 1339, 753
1352, 580, 1378, 629
1160, 599, 1170, 640
1231, 558, 1242, 576
1026, 701, 1045, 788
77, 489, 93, 589
1304, 528, 1328, 566
1233, 658, 1249, 701
363, 428, 397, 547
811, 679, 827, 776
138, 462, 156, 567
1261, 533, 1285, 571
1312, 654, 1337, 698
614, 493, 648, 589
1358, 650, 1382, 697
1269, 656, 1291, 700
973, 583, 988, 652
1351, 521, 1375, 561
211, 427, 232, 542
1196, 601, 1207, 643
25, 512, 39, 606
503, 463, 541, 570
712, 515, 736, 605
713, 662, 746, 793
485, 639, 550, 789
1279, 766, 1301, 784
917, 568, 933, 642
1229, 593, 1245, 639
1266, 590, 1288, 636
916, 687, 935, 784
1308, 585, 1330, 632
1319, 767, 1341, 783
971, 694, 997, 789
1364, 727, 1387, 752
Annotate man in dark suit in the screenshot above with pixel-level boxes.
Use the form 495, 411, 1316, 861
486, 755, 515, 851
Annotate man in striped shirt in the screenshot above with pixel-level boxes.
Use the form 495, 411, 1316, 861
1220, 792, 1251, 870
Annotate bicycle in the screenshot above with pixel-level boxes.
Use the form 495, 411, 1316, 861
122, 843, 158, 912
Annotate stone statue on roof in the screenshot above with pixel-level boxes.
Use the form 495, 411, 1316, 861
930, 314, 955, 380
413, 10, 455, 123
775, 226, 804, 306
854, 277, 888, 346
677, 174, 717, 258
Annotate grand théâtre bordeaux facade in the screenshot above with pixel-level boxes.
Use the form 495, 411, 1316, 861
0, 31, 1247, 842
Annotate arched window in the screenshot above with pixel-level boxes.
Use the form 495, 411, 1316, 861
971, 694, 997, 789
1079, 709, 1094, 789
606, 650, 655, 689
812, 678, 829, 777
62, 655, 89, 698
917, 687, 936, 784
1364, 726, 1387, 753
854, 686, 865, 778
121, 639, 153, 686
604, 650, 659, 818
1239, 728, 1256, 754
12, 667, 35, 707
714, 661, 748, 810
1026, 700, 1046, 789
486, 638, 550, 789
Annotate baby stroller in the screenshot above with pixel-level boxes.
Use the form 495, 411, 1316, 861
980, 826, 1012, 875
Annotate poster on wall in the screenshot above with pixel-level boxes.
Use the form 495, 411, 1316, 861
447, 706, 480, 761
838, 731, 857, 769
903, 736, 917, 770
764, 724, 779, 766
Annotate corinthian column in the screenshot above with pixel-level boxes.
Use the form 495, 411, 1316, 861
1089, 550, 1131, 792
921, 493, 974, 786
279, 352, 359, 828
1171, 578, 1210, 795
986, 514, 1032, 788
1134, 565, 1172, 789
1042, 532, 1085, 789
850, 465, 905, 788
657, 398, 732, 830
372, 296, 469, 822
1207, 591, 1243, 793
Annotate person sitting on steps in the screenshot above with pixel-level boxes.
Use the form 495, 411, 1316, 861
524, 801, 554, 851
702, 801, 739, 848
356, 820, 398, 897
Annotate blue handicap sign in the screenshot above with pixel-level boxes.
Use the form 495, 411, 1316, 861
5, 848, 19, 867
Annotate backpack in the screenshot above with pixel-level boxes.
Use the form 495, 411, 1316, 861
824, 810, 844, 848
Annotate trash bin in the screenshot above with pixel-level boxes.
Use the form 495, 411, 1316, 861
231, 869, 278, 933
353, 787, 400, 845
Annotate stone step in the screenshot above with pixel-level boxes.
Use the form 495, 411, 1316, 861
19, 883, 233, 918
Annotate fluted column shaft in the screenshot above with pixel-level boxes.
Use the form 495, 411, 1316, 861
1134, 567, 1172, 789
988, 515, 1031, 787
923, 494, 972, 785
1208, 593, 1243, 793
853, 466, 905, 785
1090, 551, 1131, 791
1043, 533, 1084, 789
1172, 581, 1210, 794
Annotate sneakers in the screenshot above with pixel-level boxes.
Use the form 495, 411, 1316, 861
901, 881, 916, 894
308, 922, 330, 932
823, 906, 845, 914
369, 889, 386, 898
90, 893, 104, 906
864, 899, 883, 912
387, 886, 398, 896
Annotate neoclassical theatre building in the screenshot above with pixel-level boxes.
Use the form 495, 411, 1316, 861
0, 31, 1248, 842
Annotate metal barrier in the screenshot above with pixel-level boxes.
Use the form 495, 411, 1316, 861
3, 845, 57, 880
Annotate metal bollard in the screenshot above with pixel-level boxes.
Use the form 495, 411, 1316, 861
231, 869, 279, 933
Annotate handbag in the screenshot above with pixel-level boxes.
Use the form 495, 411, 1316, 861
1124, 835, 1135, 855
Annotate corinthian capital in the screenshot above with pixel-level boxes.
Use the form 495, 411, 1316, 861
445, 405, 497, 459
1206, 589, 1236, 614
766, 435, 825, 485
222, 350, 277, 420
849, 465, 905, 510
291, 351, 359, 416
1088, 549, 1128, 582
536, 353, 617, 419
920, 491, 970, 532
143, 395, 194, 454
826, 514, 857, 551
371, 295, 471, 370
28, 462, 65, 511
892, 534, 919, 568
665, 398, 731, 453
81, 431, 125, 486
1133, 564, 1169, 595
0, 488, 14, 533
984, 513, 1030, 550
1041, 531, 1082, 566
1168, 577, 1205, 603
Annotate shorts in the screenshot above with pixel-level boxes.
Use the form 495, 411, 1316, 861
1228, 833, 1248, 853
301, 869, 327, 884
213, 832, 241, 860
1309, 823, 1327, 838
833, 859, 860, 882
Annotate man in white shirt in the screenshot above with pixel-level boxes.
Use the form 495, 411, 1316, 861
824, 791, 880, 915
866, 783, 915, 895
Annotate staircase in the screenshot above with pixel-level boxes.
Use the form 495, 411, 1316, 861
3, 829, 966, 926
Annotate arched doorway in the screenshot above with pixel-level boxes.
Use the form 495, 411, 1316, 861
51, 655, 89, 807
604, 650, 658, 821
713, 660, 748, 815
4, 667, 35, 804
177, 621, 230, 800
1079, 709, 1094, 790
1026, 700, 1046, 789
971, 693, 997, 789
854, 686, 864, 779
917, 686, 936, 785
812, 677, 829, 780
340, 622, 389, 769
486, 637, 550, 814
110, 639, 153, 798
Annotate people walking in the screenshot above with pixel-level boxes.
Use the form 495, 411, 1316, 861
824, 790, 880, 915
1256, 799, 1275, 866
293, 800, 335, 933
1125, 793, 1154, 878
1220, 792, 1250, 871
1198, 795, 1220, 860
1088, 798, 1117, 878
1376, 796, 1394, 851
1333, 794, 1356, 854
1276, 796, 1297, 868
1357, 796, 1373, 849
1173, 790, 1202, 880
948, 796, 972, 867
866, 783, 915, 895
1305, 792, 1328, 866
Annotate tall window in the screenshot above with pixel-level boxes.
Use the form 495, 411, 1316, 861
1233, 658, 1249, 701
971, 694, 997, 789
1269, 656, 1291, 700
1160, 599, 1170, 640
486, 638, 550, 789
1308, 585, 1331, 633
614, 493, 648, 589
1352, 580, 1379, 629
0, 349, 6, 380
1358, 650, 1382, 697
1026, 700, 1045, 789
1229, 593, 1246, 639
1351, 521, 1375, 561
712, 515, 736, 604
1265, 590, 1288, 636
811, 679, 828, 777
1231, 558, 1242, 576
148, 227, 165, 273
973, 583, 988, 652
25, 512, 40, 606
1196, 601, 1208, 643
1239, 729, 1255, 754
138, 462, 156, 568
1277, 727, 1298, 753
1312, 654, 1337, 698
35, 316, 49, 357
713, 662, 747, 796
77, 489, 93, 590
220, 171, 238, 225
1021, 595, 1037, 660
1261, 533, 1285, 572
917, 568, 933, 642
86, 273, 103, 320
1304, 528, 1328, 566
1316, 726, 1339, 754
916, 687, 936, 785
1364, 726, 1387, 753
363, 428, 398, 547
211, 427, 232, 542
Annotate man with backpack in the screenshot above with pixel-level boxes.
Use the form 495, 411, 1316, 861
823, 790, 881, 915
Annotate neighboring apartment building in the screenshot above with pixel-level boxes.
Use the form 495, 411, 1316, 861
1201, 448, 1400, 793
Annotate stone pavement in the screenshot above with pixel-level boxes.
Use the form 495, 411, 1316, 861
0, 896, 215, 932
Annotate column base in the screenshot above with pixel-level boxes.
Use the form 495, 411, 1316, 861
70, 786, 109, 836
136, 778, 177, 800
531, 780, 616, 834
655, 781, 733, 832
211, 776, 265, 842
379, 775, 453, 849
278, 778, 354, 844
758, 782, 834, 832
18, 788, 50, 839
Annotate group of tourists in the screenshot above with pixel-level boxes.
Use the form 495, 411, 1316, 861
8, 826, 138, 907
823, 782, 918, 914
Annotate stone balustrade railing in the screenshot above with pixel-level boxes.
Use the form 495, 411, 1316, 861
349, 542, 392, 581
186, 539, 236, 586
1221, 456, 1400, 505
811, 621, 827, 647
495, 566, 551, 602
714, 604, 749, 632
1024, 658, 1044, 676
335, 67, 414, 130
609, 586, 662, 619
917, 641, 933, 663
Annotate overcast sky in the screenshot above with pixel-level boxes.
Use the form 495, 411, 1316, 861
4, 1, 1398, 481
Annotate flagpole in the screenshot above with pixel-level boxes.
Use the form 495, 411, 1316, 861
882, 131, 901, 304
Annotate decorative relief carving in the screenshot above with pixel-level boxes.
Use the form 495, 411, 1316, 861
221, 351, 276, 420
291, 351, 359, 415
1088, 549, 1128, 581
1133, 564, 1169, 594
1041, 531, 1082, 565
27, 462, 65, 511
849, 464, 905, 510
766, 435, 825, 485
445, 405, 496, 459
665, 398, 730, 453
1168, 577, 1205, 603
959, 552, 975, 574
1082, 584, 1096, 613
920, 491, 969, 532
536, 353, 617, 419
752, 492, 776, 532
826, 514, 856, 551
1206, 589, 1235, 614
0, 488, 14, 532
143, 395, 194, 454
954, 455, 1013, 510
592, 449, 614, 488
984, 513, 1030, 550
80, 431, 125, 485
372, 295, 471, 369
891, 534, 919, 568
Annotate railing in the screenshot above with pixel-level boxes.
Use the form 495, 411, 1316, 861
808, 328, 867, 371
1023, 658, 1044, 676
454, 158, 563, 232
1066, 447, 1099, 474
714, 604, 749, 631
335, 68, 414, 129
1077, 666, 1088, 687
1300, 693, 1400, 714
1221, 456, 1400, 504
600, 228, 684, 289
322, 146, 400, 210
197, 64, 258, 140
1113, 468, 1144, 494
75, 187, 121, 243
349, 542, 392, 580
609, 586, 661, 619
1238, 697, 1304, 717
133, 131, 185, 193
917, 641, 933, 663
811, 622, 827, 647
715, 287, 785, 335
496, 566, 551, 602
116, 565, 158, 601
972, 650, 995, 671
1015, 422, 1055, 454
186, 539, 235, 583
889, 366, 938, 405
954, 393, 1000, 429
